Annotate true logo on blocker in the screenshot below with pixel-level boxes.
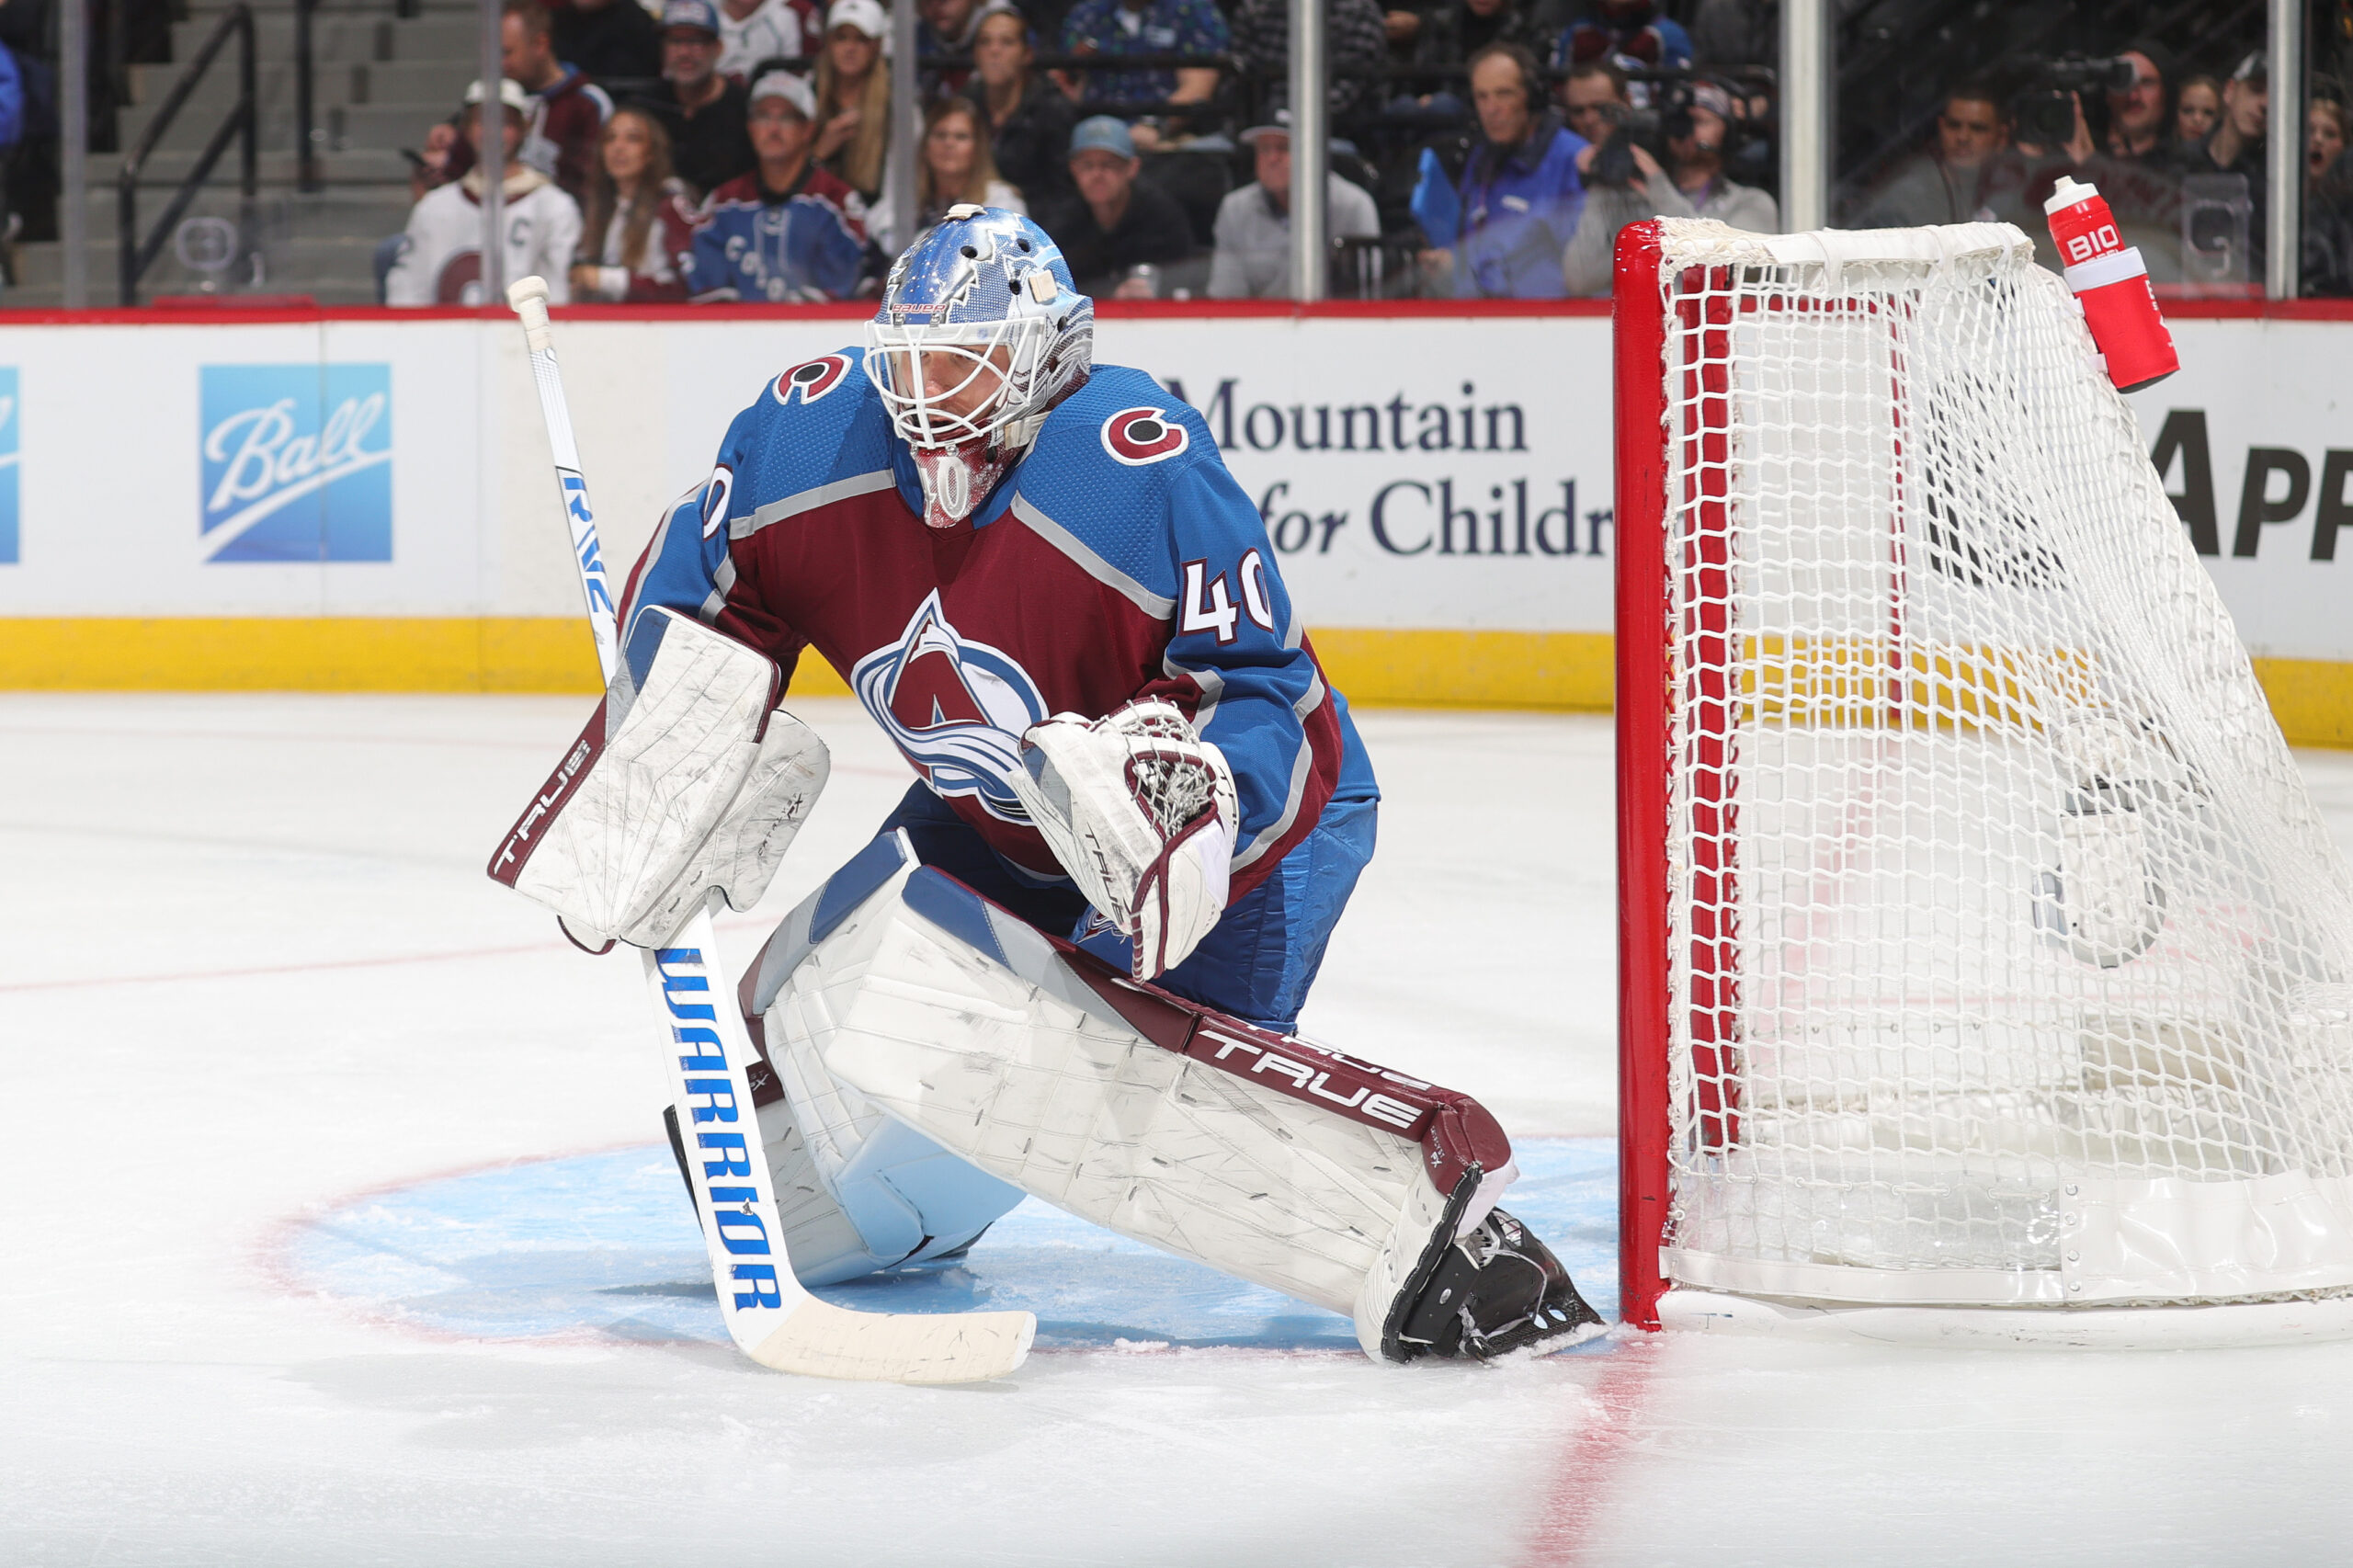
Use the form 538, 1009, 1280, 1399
199, 364, 392, 562
0, 368, 18, 565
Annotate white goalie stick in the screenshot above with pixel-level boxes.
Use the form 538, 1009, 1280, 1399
503, 276, 1036, 1383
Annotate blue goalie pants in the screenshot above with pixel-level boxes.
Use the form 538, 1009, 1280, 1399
873, 781, 1377, 1033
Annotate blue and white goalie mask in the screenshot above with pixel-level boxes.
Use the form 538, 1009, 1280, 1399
864, 205, 1095, 528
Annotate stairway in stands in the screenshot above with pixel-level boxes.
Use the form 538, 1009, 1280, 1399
10, 0, 483, 306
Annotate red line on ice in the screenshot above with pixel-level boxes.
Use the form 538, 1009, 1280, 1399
1517, 1336, 1659, 1567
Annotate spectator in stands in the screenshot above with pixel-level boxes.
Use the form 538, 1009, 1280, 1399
2311, 98, 2347, 189
689, 70, 877, 300
1559, 78, 1770, 294
647, 0, 756, 197
2179, 51, 2269, 270
919, 0, 1017, 97
1559, 58, 1625, 149
503, 2, 613, 198
718, 0, 821, 83
1553, 0, 1691, 76
1208, 110, 1381, 299
2305, 99, 2353, 296
442, 2, 614, 198
1232, 0, 1391, 119
1414, 43, 1585, 299
1851, 83, 2023, 228
388, 79, 584, 306
814, 0, 892, 199
2103, 42, 2175, 163
1037, 115, 1196, 296
2176, 74, 2222, 147
974, 9, 1076, 208
555, 0, 665, 85
571, 105, 700, 301
1664, 83, 1773, 227
1059, 0, 1227, 148
875, 97, 1029, 251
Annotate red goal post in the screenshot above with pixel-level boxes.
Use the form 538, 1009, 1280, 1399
1611, 218, 2353, 1347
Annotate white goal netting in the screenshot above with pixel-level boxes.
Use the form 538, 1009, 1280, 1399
1650, 220, 2353, 1309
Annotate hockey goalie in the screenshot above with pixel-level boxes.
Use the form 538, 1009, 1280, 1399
489, 207, 1602, 1366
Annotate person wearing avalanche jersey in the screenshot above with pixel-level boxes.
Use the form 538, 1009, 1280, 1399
628, 203, 1378, 1032
494, 205, 1601, 1361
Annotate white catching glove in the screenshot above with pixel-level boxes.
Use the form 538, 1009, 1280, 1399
488, 607, 830, 950
1007, 699, 1238, 981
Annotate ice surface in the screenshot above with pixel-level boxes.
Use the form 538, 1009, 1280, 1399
4, 695, 2352, 1566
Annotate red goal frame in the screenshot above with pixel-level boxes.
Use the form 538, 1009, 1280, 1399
1613, 222, 1675, 1333
1615, 221, 1749, 1334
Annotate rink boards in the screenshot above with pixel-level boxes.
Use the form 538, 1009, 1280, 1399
0, 305, 2346, 739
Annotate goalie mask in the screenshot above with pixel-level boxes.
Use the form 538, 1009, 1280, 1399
864, 205, 1095, 529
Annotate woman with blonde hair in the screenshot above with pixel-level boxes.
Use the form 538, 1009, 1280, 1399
571, 105, 701, 301
874, 97, 1028, 251
813, 0, 892, 200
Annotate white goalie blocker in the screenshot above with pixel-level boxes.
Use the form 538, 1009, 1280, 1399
489, 606, 831, 949
733, 832, 1600, 1361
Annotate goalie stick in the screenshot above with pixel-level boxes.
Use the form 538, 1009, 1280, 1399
504, 275, 1035, 1384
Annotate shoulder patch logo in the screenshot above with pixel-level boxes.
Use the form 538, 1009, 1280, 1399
1101, 405, 1188, 466
772, 354, 852, 406
850, 591, 1049, 823
698, 464, 734, 539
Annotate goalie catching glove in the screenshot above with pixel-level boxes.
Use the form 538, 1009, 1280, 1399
487, 607, 830, 949
1008, 699, 1237, 981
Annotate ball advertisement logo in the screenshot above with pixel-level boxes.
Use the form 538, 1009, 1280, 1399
199, 364, 393, 562
852, 591, 1048, 822
0, 369, 17, 565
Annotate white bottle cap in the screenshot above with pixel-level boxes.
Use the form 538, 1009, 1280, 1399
2044, 175, 2099, 216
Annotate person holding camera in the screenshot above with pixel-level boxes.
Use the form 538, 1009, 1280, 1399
1560, 76, 1772, 295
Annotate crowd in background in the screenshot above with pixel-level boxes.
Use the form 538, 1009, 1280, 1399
1, 0, 2347, 301
1835, 38, 2353, 295
381, 0, 1802, 304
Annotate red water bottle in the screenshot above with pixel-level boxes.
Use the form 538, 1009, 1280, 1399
2044, 175, 2178, 392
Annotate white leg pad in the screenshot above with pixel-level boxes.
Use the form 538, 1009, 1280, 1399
739, 835, 1029, 1287
745, 842, 1521, 1358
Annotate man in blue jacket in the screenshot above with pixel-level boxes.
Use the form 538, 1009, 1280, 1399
1412, 42, 1586, 299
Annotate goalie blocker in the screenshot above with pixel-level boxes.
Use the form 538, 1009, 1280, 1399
719, 832, 1604, 1363
488, 606, 831, 950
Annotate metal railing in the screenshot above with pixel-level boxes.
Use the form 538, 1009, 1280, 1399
119, 3, 258, 305
295, 0, 323, 191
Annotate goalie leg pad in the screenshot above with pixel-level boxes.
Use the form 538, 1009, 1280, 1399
733, 832, 1028, 1286
756, 853, 1595, 1361
488, 607, 828, 949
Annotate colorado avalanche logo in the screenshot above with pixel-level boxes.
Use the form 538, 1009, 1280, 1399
851, 592, 1049, 822
772, 355, 851, 406
1100, 406, 1188, 466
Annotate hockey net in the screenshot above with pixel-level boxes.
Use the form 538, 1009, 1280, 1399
1614, 219, 2353, 1337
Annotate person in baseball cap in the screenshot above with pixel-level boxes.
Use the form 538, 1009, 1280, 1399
690, 63, 878, 301
1041, 114, 1194, 297
814, 0, 892, 198
826, 0, 889, 40
649, 0, 756, 194
748, 69, 817, 123
663, 0, 721, 38
387, 76, 583, 306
